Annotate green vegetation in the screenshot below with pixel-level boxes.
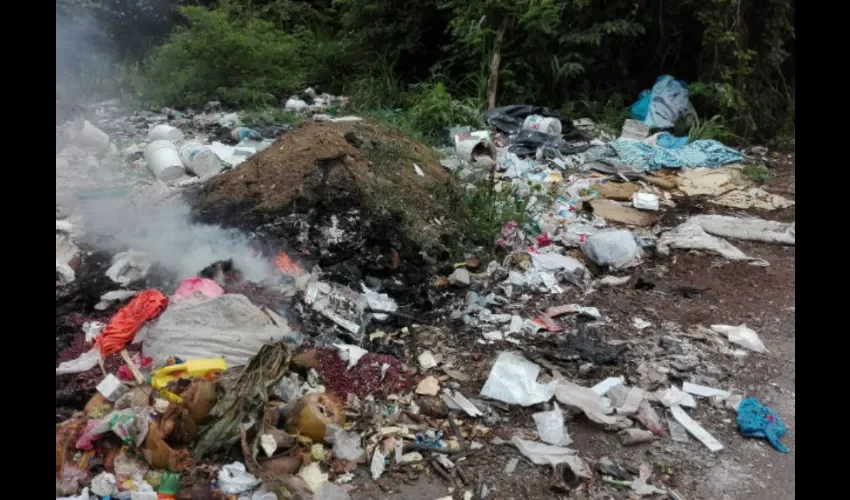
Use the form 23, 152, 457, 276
743, 164, 770, 184
57, 0, 795, 148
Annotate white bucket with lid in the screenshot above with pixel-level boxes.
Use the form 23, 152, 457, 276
68, 118, 110, 151
522, 115, 562, 136
148, 124, 185, 142
144, 140, 185, 181
178, 140, 222, 179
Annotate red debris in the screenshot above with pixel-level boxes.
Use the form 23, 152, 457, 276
314, 348, 413, 399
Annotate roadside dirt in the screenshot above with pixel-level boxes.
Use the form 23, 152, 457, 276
350, 152, 796, 500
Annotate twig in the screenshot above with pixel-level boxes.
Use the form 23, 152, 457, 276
429, 456, 455, 483
403, 443, 464, 455
447, 412, 467, 450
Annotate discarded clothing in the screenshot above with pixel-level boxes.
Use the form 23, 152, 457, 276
737, 397, 790, 453
587, 138, 743, 172
173, 277, 225, 303
95, 290, 169, 357
631, 75, 690, 129
655, 132, 688, 149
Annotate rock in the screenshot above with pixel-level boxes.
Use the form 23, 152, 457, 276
415, 376, 440, 396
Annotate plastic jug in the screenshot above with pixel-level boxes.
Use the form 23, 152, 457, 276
150, 359, 227, 390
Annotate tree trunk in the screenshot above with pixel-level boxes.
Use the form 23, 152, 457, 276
487, 21, 508, 111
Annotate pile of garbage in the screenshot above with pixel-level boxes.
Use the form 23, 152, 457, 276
56, 88, 353, 199
437, 74, 794, 278
56, 75, 793, 499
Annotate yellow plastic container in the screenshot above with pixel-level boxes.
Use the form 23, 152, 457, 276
150, 359, 227, 390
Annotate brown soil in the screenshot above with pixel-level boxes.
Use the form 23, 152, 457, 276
194, 120, 451, 244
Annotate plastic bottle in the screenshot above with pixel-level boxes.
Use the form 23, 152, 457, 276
156, 472, 180, 499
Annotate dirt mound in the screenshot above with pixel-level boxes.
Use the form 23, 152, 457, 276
188, 120, 455, 305
193, 119, 450, 236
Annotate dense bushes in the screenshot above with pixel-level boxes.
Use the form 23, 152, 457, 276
141, 7, 305, 107
58, 0, 795, 146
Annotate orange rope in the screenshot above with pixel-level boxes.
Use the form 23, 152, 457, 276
95, 289, 169, 357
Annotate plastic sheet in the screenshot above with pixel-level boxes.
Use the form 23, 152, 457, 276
532, 403, 572, 446
480, 352, 556, 406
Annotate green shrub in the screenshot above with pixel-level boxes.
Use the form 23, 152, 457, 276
141, 6, 305, 108
404, 81, 484, 144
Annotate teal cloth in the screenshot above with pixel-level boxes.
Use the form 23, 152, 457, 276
586, 138, 743, 172
737, 397, 790, 453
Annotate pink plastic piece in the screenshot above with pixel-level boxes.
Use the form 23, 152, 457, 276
173, 277, 224, 303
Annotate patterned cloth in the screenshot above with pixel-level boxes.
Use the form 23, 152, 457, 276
737, 397, 790, 453
585, 138, 743, 172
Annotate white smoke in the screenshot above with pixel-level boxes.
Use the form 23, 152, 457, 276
77, 192, 279, 284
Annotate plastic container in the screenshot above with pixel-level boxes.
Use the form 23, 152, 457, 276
156, 471, 180, 499
144, 140, 186, 182
178, 140, 222, 179
148, 124, 185, 142
150, 359, 228, 390
69, 118, 110, 151
522, 115, 562, 136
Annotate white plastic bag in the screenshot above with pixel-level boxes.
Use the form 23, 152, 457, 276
581, 230, 641, 269
56, 349, 101, 375
218, 462, 261, 494
710, 324, 767, 353
532, 403, 572, 446
480, 352, 556, 406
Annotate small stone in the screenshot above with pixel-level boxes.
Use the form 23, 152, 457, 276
578, 363, 596, 377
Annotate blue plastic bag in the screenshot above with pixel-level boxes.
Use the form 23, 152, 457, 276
630, 75, 690, 129
737, 397, 790, 453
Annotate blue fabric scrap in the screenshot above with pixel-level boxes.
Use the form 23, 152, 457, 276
736, 397, 790, 453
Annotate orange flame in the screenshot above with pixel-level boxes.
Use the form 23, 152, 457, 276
275, 250, 303, 275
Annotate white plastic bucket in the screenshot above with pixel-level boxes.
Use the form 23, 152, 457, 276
144, 140, 185, 181
68, 118, 110, 151
148, 124, 185, 142
522, 115, 562, 136
456, 138, 497, 163
178, 140, 222, 179
620, 119, 650, 140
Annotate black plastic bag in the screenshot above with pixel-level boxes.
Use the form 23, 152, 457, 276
484, 105, 574, 135
507, 130, 591, 157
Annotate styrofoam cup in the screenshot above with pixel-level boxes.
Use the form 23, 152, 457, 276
522, 115, 562, 136
178, 140, 222, 179
148, 124, 185, 142
68, 118, 110, 151
144, 140, 185, 181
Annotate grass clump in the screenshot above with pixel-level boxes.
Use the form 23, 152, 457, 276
742, 164, 770, 184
